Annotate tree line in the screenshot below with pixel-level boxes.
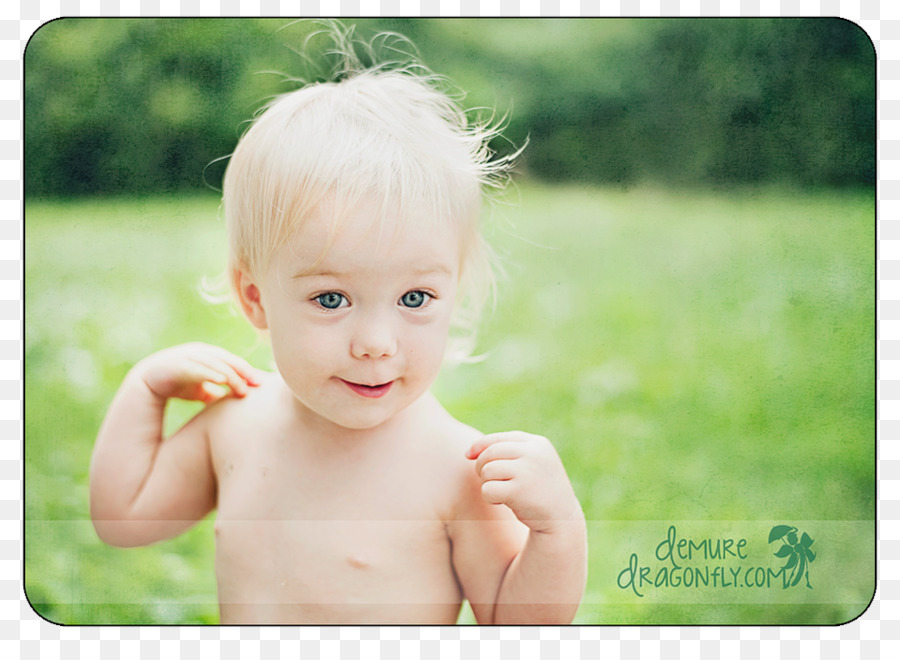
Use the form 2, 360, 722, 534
24, 18, 874, 197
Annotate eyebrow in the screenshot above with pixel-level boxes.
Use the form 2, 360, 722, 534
290, 268, 341, 280
290, 264, 455, 280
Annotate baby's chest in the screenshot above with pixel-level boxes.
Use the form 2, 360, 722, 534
211, 448, 461, 613
213, 438, 457, 573
214, 510, 461, 622
213, 436, 449, 521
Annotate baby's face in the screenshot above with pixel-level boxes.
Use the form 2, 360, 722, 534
250, 200, 461, 431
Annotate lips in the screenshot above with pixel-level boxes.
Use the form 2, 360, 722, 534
340, 379, 394, 398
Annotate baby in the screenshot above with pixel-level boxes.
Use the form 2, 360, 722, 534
89, 28, 587, 625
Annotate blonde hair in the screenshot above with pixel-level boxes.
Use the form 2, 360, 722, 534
222, 23, 521, 361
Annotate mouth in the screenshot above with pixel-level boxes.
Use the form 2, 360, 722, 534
340, 379, 394, 399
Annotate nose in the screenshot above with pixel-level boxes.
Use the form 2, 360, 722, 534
350, 310, 398, 360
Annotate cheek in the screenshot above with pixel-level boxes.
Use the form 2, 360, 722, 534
404, 315, 453, 365
268, 314, 344, 370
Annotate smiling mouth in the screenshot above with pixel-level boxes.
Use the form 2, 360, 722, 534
340, 379, 394, 399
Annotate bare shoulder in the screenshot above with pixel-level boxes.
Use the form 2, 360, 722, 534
413, 392, 482, 465
198, 370, 288, 459
412, 393, 496, 520
202, 370, 282, 426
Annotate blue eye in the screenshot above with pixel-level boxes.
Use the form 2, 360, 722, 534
400, 290, 430, 308
315, 292, 347, 309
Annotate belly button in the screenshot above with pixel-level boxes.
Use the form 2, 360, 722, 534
347, 555, 370, 570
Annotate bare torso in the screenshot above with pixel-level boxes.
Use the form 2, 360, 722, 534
206, 374, 479, 624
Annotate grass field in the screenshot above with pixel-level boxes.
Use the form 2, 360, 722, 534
24, 182, 874, 625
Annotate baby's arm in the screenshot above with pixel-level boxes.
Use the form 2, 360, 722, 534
89, 343, 260, 547
450, 432, 587, 624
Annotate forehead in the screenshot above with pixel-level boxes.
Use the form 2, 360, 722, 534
276, 197, 462, 276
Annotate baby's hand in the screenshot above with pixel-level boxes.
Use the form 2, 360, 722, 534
133, 343, 262, 405
466, 432, 581, 534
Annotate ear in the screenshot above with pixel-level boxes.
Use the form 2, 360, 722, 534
233, 266, 268, 330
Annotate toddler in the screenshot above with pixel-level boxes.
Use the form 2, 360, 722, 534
90, 26, 587, 625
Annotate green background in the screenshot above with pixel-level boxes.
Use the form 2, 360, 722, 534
24, 18, 875, 625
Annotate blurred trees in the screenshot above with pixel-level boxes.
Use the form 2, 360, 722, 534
24, 18, 874, 197
25, 19, 288, 196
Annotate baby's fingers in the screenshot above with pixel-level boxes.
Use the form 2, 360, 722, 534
197, 380, 230, 404
170, 361, 237, 402
188, 356, 253, 398
469, 438, 526, 479
140, 344, 262, 402
480, 479, 515, 506
203, 345, 263, 387
180, 344, 264, 398
466, 431, 531, 461
478, 458, 517, 483
466, 434, 501, 460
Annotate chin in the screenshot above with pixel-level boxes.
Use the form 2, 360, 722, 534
295, 398, 396, 431
289, 379, 430, 432
329, 398, 427, 432
338, 418, 392, 431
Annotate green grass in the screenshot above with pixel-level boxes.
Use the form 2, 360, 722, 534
24, 183, 874, 625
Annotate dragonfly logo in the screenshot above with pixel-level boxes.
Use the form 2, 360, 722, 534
769, 525, 816, 589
